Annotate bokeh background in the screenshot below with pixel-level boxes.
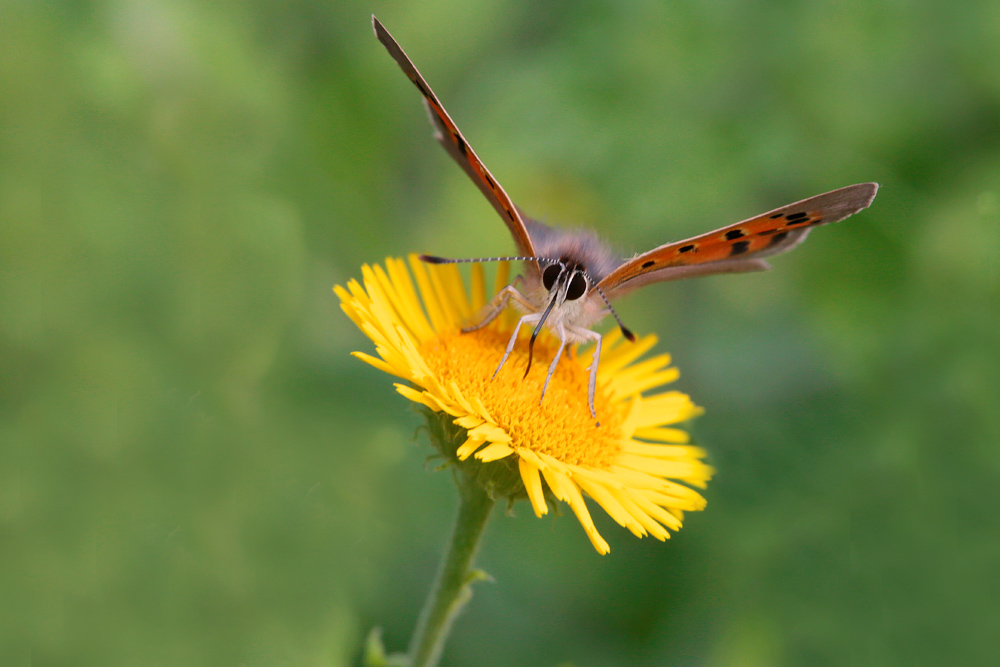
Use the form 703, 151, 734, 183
3, 1, 998, 665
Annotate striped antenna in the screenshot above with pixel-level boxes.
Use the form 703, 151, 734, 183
590, 280, 635, 343
420, 254, 545, 265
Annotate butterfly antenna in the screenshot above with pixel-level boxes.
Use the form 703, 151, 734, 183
592, 283, 635, 342
420, 254, 538, 265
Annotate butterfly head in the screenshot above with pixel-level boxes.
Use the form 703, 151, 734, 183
541, 258, 589, 302
536, 257, 635, 343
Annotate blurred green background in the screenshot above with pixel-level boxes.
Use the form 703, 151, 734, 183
3, 1, 998, 665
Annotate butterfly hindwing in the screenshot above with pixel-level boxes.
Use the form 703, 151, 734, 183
372, 16, 537, 259
598, 182, 879, 295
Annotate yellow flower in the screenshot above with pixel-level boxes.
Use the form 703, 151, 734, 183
335, 256, 713, 554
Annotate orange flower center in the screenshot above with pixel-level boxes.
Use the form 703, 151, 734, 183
421, 328, 625, 469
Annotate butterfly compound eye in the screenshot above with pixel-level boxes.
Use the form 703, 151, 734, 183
566, 272, 588, 300
542, 263, 563, 291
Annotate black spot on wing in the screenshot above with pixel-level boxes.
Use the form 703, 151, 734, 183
784, 212, 810, 225
678, 244, 695, 253
642, 260, 655, 268
768, 231, 789, 246
725, 229, 745, 240
454, 133, 468, 156
730, 240, 750, 256
769, 213, 783, 219
414, 79, 433, 99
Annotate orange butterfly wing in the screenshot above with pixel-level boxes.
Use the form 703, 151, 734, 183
598, 183, 879, 295
372, 17, 537, 260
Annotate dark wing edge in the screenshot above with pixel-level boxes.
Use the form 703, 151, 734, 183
371, 16, 537, 260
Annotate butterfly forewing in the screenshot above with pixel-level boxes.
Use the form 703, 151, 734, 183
597, 183, 879, 293
372, 16, 537, 260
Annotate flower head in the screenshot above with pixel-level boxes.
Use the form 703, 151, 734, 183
336, 256, 712, 554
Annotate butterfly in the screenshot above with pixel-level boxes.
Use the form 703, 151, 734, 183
372, 16, 878, 422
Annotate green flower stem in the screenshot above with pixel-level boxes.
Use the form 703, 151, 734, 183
407, 469, 495, 667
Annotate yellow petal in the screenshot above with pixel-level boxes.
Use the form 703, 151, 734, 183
475, 441, 515, 462
519, 456, 548, 517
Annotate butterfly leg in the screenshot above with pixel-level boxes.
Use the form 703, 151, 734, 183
492, 312, 542, 380
461, 279, 532, 333
539, 324, 567, 405
567, 325, 602, 421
